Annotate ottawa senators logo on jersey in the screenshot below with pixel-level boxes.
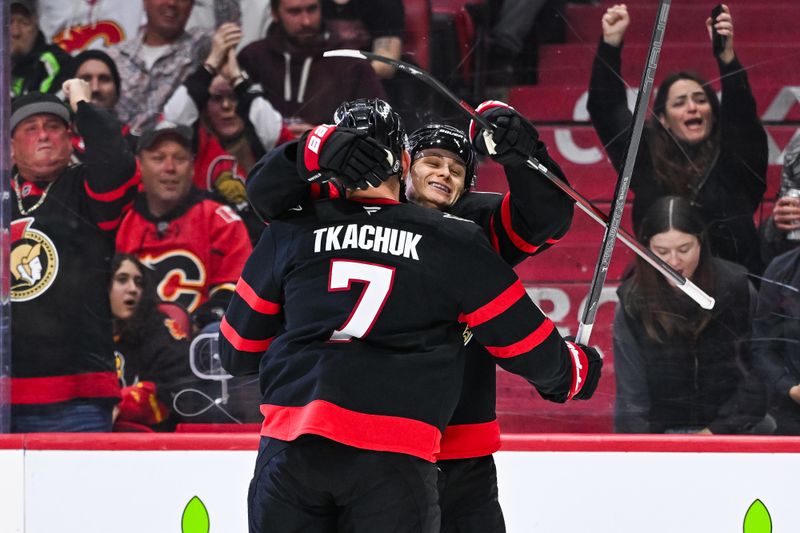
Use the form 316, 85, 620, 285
10, 218, 59, 302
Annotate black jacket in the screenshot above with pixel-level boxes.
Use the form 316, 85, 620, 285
11, 31, 72, 97
116, 311, 191, 405
237, 24, 385, 125
588, 40, 768, 274
752, 247, 800, 433
614, 258, 767, 434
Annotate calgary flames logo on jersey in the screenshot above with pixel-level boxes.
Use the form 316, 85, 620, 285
140, 250, 207, 312
53, 21, 125, 53
10, 218, 59, 302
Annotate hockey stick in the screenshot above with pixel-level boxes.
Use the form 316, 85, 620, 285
323, 48, 715, 313
577, 0, 671, 344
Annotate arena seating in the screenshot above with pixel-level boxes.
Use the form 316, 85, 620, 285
403, 0, 432, 70
430, 0, 800, 433
180, 1, 797, 435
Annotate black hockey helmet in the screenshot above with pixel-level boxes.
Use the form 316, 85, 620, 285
333, 98, 406, 176
408, 124, 477, 190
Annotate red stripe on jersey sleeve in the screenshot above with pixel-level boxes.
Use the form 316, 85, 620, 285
436, 420, 501, 460
259, 400, 441, 462
220, 316, 274, 352
309, 182, 321, 199
236, 278, 281, 314
500, 193, 541, 254
84, 171, 140, 201
485, 318, 556, 358
11, 372, 120, 404
458, 280, 527, 327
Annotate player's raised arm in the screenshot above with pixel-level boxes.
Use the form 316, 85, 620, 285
468, 100, 574, 265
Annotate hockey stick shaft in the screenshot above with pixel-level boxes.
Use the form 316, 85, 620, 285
323, 48, 714, 314
576, 0, 672, 344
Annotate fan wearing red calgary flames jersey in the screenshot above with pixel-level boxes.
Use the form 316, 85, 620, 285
245, 100, 576, 532
220, 99, 598, 533
115, 121, 252, 328
9, 82, 139, 432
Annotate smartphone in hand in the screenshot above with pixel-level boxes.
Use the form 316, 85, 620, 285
711, 4, 726, 56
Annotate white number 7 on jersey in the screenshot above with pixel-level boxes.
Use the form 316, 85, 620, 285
328, 259, 396, 342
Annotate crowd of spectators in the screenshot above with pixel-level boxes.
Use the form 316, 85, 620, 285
5, 0, 800, 437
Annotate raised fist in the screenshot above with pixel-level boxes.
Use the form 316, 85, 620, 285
298, 125, 395, 190
469, 101, 540, 168
62, 78, 92, 112
602, 4, 630, 47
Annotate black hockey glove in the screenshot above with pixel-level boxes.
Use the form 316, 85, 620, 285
297, 125, 395, 190
564, 339, 603, 401
469, 101, 540, 168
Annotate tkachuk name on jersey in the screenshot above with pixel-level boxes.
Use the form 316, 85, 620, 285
313, 224, 422, 260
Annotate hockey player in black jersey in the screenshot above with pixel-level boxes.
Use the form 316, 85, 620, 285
221, 99, 601, 533
245, 99, 583, 532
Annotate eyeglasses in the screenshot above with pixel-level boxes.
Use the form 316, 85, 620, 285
208, 93, 237, 105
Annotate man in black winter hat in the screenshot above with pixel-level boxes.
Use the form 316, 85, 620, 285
67, 49, 122, 113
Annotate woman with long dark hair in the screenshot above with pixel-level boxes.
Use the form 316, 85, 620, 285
613, 196, 768, 433
588, 4, 768, 274
110, 253, 192, 430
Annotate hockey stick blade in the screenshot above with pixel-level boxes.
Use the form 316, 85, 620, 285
323, 48, 715, 314
533, 156, 714, 311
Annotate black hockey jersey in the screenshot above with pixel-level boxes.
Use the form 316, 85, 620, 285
11, 102, 139, 406
244, 141, 575, 459
220, 196, 577, 462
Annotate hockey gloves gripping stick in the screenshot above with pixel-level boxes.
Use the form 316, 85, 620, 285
469, 101, 541, 168
299, 124, 395, 190
565, 341, 602, 400
535, 340, 602, 403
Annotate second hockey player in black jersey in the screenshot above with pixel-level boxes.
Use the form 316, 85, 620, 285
221, 99, 601, 533
246, 99, 583, 531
